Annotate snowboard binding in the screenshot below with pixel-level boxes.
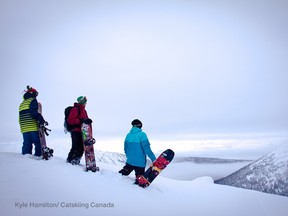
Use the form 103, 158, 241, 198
86, 166, 100, 172
42, 147, 54, 160
84, 138, 96, 146
137, 176, 150, 188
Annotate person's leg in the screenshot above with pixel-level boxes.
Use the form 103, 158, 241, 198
134, 166, 145, 177
22, 132, 33, 155
73, 132, 84, 159
67, 132, 79, 162
67, 132, 83, 164
31, 131, 42, 157
134, 166, 145, 184
119, 163, 134, 176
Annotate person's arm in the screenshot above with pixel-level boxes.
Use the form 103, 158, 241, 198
30, 99, 45, 124
141, 134, 156, 162
124, 135, 129, 155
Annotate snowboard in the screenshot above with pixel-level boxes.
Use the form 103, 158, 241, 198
38, 102, 53, 160
137, 149, 175, 188
81, 122, 99, 172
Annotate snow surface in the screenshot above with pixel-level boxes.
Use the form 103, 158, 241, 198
1, 138, 288, 216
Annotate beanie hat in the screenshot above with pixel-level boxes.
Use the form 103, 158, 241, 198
77, 96, 87, 104
25, 85, 38, 97
131, 119, 142, 128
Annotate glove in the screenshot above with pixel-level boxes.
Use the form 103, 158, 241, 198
38, 120, 48, 130
81, 118, 93, 124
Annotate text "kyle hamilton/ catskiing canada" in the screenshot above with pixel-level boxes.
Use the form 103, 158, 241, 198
15, 202, 115, 209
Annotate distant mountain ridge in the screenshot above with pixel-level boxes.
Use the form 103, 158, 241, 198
215, 145, 288, 197
174, 157, 252, 164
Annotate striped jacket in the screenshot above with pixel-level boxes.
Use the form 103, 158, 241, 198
19, 93, 45, 133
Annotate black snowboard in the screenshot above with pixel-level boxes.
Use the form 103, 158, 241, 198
137, 149, 175, 188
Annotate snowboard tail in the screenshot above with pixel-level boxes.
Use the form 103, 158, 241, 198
137, 149, 174, 188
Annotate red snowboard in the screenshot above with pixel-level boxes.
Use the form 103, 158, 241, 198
81, 123, 99, 172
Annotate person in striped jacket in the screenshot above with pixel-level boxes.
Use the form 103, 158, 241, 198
19, 86, 47, 159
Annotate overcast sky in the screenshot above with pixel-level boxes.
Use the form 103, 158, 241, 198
1, 0, 288, 140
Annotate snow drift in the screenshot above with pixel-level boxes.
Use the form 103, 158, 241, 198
1, 149, 288, 216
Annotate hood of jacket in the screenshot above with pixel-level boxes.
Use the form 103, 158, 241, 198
130, 126, 142, 133
23, 92, 36, 100
73, 102, 86, 111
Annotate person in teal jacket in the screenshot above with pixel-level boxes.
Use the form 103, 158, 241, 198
119, 119, 156, 182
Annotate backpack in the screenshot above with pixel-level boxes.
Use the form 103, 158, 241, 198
64, 106, 80, 133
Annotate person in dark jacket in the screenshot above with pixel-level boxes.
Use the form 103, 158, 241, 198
19, 86, 47, 159
119, 119, 156, 182
66, 96, 93, 165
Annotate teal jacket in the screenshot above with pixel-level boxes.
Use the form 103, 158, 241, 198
124, 127, 156, 168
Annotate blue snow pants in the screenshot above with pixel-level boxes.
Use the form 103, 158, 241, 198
22, 131, 42, 156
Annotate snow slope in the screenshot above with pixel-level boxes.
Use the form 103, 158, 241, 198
1, 151, 288, 216
215, 144, 288, 196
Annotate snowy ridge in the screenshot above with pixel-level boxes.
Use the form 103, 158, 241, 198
215, 144, 288, 196
96, 150, 126, 165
